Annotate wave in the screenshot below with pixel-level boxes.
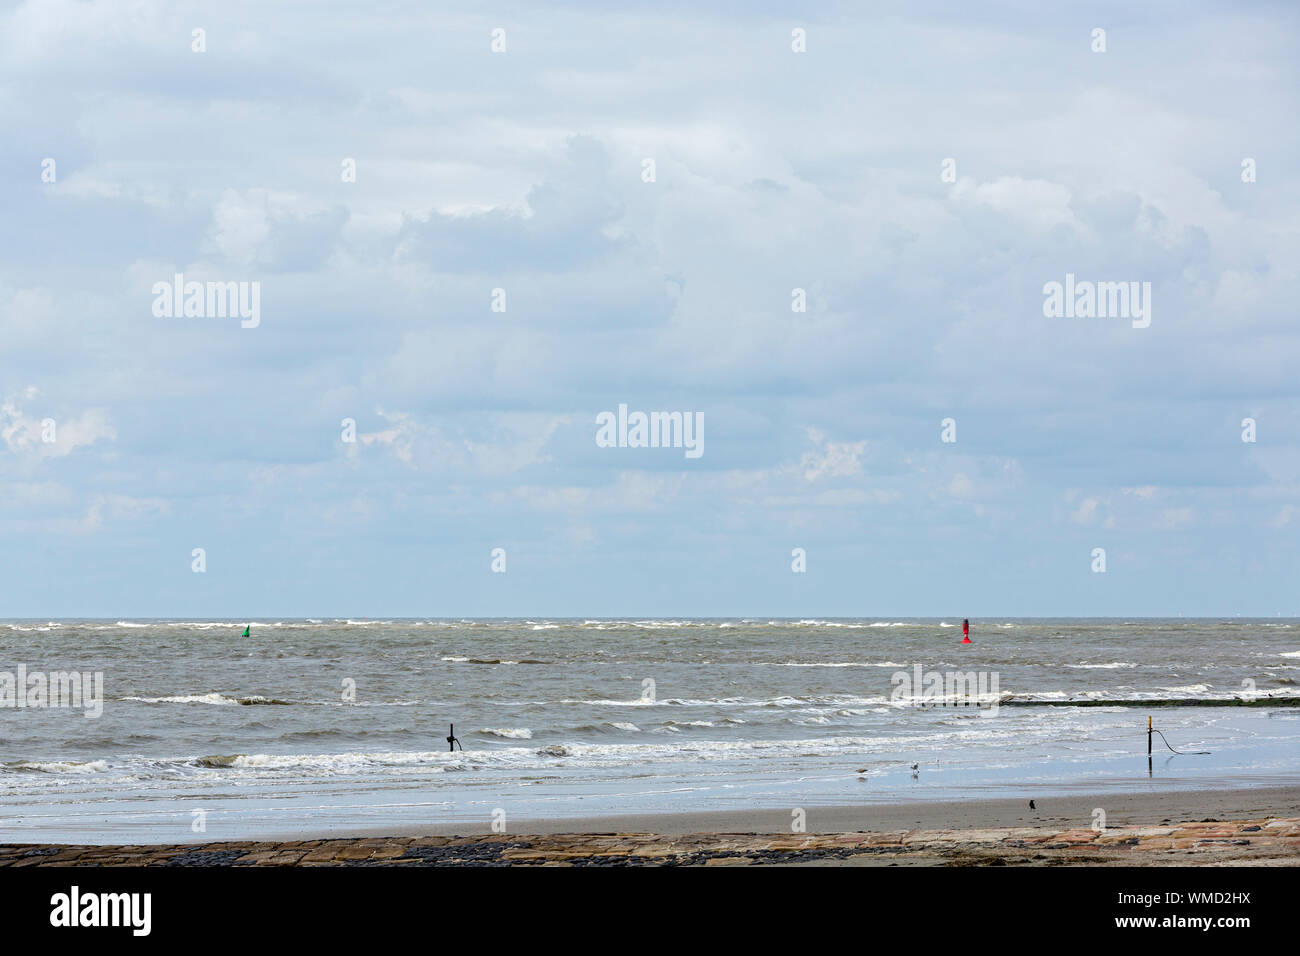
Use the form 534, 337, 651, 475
171, 734, 958, 773
1066, 662, 1137, 669
479, 727, 533, 739
1001, 693, 1300, 708
558, 694, 897, 708
0, 729, 1077, 780
756, 661, 906, 668
4, 759, 108, 774
122, 693, 293, 706
440, 657, 547, 665
192, 750, 459, 771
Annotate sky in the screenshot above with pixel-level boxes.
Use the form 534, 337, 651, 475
2, 1, 1298, 617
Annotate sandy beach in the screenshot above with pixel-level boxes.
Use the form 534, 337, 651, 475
5, 787, 1298, 866
300, 784, 1300, 838
5, 817, 1296, 868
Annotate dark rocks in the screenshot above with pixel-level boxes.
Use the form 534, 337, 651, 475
163, 849, 248, 866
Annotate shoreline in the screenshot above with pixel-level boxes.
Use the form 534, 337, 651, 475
4, 812, 1297, 868
5, 787, 1300, 866
295, 785, 1300, 839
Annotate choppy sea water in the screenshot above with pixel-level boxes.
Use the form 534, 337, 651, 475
1, 618, 1297, 843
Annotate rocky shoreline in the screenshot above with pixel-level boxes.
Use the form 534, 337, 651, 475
2, 816, 1298, 867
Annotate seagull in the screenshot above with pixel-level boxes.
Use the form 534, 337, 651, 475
910, 762, 919, 772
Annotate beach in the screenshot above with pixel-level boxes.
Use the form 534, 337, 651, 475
288, 784, 1300, 836
3, 787, 1298, 866
2, 619, 1298, 847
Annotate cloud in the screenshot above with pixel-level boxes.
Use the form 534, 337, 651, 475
1070, 497, 1100, 525
1, 392, 115, 460
0, 2, 1297, 614
947, 472, 976, 499
350, 408, 564, 477
954, 176, 1084, 234
800, 428, 867, 482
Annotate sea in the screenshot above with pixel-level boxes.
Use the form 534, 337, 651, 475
1, 618, 1297, 843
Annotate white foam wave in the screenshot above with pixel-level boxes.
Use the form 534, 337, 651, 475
9, 760, 108, 774
1067, 662, 1137, 669
756, 661, 905, 668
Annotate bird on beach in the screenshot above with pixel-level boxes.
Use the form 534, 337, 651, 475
1029, 800, 1036, 811
910, 762, 919, 772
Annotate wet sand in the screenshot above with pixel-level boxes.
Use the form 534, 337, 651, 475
3, 786, 1298, 866
3, 813, 1297, 867
263, 784, 1300, 839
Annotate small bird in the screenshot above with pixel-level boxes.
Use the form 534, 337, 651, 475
910, 762, 919, 772
1029, 800, 1036, 810
856, 768, 869, 774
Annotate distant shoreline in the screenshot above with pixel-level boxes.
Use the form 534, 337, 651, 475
4, 616, 1299, 621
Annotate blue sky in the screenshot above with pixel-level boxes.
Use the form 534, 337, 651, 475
2, 1, 1298, 617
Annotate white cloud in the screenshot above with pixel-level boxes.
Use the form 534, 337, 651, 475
1123, 486, 1158, 499
1, 392, 115, 460
1070, 497, 1100, 524
953, 176, 1084, 234
947, 472, 976, 499
800, 428, 867, 482
352, 409, 564, 476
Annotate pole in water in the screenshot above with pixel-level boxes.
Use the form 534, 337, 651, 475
446, 723, 462, 752
961, 618, 971, 644
1147, 716, 1152, 756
